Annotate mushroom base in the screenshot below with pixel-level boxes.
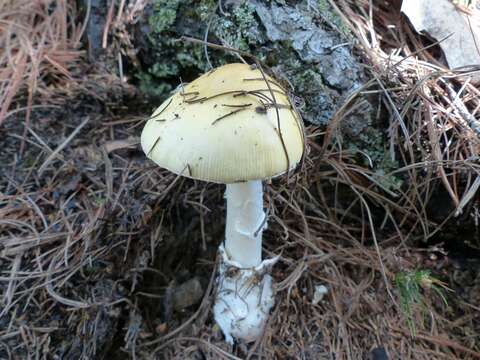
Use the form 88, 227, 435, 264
213, 245, 278, 344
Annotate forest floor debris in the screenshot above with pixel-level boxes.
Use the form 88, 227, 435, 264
1, 0, 480, 359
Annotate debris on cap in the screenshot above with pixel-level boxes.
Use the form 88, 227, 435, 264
141, 63, 304, 184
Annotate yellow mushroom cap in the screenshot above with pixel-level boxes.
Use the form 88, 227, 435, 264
140, 63, 304, 184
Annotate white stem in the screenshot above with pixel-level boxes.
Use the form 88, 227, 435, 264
224, 180, 265, 267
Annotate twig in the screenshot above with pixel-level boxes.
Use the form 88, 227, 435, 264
38, 117, 89, 175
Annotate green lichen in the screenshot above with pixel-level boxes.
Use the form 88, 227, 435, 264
138, 1, 210, 100
347, 124, 403, 192
256, 41, 338, 125
213, 2, 259, 51
136, 72, 173, 98
373, 158, 403, 192
316, 0, 351, 37
136, 40, 206, 99
197, 1, 219, 22
138, 1, 261, 101
277, 56, 335, 124
149, 0, 181, 34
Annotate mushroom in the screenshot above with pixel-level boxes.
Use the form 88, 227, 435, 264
141, 63, 304, 343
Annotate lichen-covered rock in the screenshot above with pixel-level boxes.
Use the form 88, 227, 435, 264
253, 0, 359, 124
135, 0, 369, 125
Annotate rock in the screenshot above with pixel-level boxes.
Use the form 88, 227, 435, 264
135, 0, 371, 126
370, 346, 389, 360
172, 277, 204, 311
254, 1, 360, 88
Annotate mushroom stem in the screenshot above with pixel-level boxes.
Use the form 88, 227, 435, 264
224, 180, 265, 267
214, 181, 275, 343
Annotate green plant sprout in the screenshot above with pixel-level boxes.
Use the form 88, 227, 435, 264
395, 269, 450, 336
